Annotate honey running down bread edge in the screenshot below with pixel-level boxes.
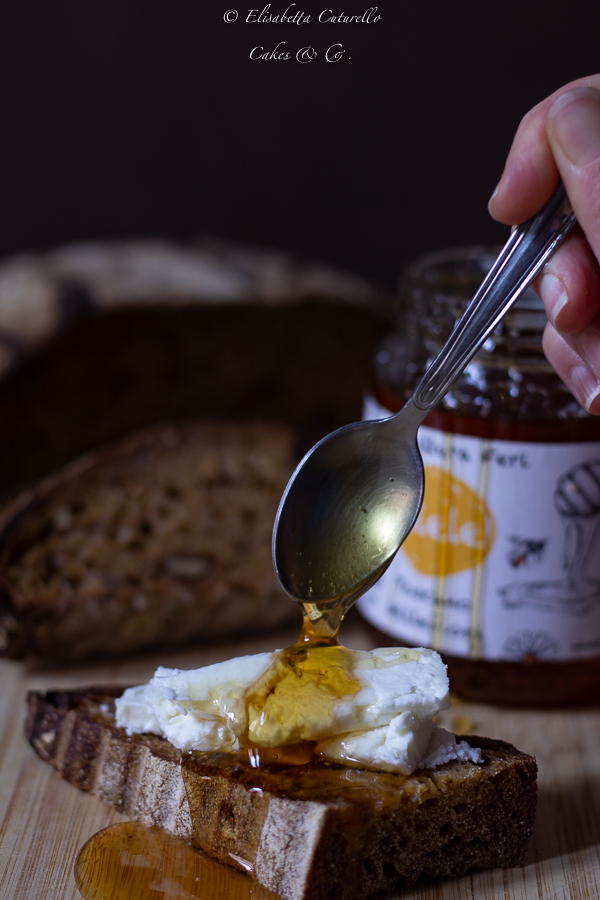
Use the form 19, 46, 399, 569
26, 686, 538, 900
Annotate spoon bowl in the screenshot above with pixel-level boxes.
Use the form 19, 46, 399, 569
273, 400, 425, 623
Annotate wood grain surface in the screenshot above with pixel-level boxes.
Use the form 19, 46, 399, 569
1, 620, 599, 900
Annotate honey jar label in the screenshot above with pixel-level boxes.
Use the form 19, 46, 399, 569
359, 395, 600, 661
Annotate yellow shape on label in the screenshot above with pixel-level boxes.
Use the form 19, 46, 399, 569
403, 466, 495, 576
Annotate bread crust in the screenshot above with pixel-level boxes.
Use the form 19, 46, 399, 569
26, 687, 538, 900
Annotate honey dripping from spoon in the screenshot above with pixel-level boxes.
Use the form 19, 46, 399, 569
240, 602, 361, 768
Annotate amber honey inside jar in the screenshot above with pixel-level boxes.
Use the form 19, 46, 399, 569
359, 246, 600, 706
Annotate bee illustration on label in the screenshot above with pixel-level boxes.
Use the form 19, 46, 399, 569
506, 536, 547, 568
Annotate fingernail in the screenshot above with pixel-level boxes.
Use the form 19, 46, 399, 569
548, 87, 600, 167
539, 273, 568, 326
487, 178, 503, 219
570, 365, 600, 411
580, 326, 600, 370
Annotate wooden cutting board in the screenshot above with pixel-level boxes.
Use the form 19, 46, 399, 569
1, 620, 599, 900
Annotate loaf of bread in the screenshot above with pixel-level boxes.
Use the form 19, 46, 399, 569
27, 686, 538, 900
0, 421, 298, 659
0, 238, 389, 496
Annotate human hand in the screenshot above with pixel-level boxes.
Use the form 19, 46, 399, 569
488, 75, 600, 414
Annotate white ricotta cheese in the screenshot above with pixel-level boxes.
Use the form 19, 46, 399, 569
115, 646, 481, 774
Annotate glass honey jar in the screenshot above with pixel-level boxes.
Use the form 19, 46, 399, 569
358, 246, 600, 706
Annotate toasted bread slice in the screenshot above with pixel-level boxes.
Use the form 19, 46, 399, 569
0, 421, 296, 660
26, 687, 538, 900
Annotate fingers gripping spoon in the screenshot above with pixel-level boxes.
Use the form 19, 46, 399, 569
273, 184, 576, 641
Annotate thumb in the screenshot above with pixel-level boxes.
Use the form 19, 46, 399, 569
546, 87, 600, 265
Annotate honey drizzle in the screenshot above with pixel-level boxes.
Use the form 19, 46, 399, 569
238, 612, 361, 767
74, 821, 281, 900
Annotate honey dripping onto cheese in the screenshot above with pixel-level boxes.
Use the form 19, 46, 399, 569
75, 821, 282, 900
240, 606, 361, 767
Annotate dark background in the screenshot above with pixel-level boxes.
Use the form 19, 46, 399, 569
1, 1, 599, 289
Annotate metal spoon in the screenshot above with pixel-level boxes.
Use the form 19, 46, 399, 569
273, 183, 576, 638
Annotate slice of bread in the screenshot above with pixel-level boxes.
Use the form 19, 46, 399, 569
0, 421, 297, 659
26, 686, 538, 900
0, 239, 389, 496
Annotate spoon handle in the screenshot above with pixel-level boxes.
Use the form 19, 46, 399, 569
412, 182, 576, 412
